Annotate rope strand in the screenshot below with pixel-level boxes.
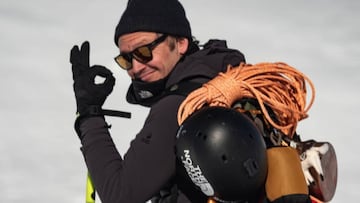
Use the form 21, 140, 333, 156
177, 62, 315, 138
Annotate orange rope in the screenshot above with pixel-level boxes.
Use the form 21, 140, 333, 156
177, 62, 315, 138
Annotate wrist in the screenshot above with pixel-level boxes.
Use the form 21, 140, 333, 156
74, 113, 105, 140
77, 105, 104, 117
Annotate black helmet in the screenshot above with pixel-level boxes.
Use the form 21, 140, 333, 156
176, 106, 267, 202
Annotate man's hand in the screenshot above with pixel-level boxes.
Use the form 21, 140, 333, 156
70, 41, 115, 117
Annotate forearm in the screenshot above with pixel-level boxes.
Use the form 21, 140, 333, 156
78, 116, 175, 203
79, 117, 129, 203
76, 96, 184, 203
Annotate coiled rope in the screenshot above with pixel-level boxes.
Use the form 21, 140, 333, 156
177, 62, 315, 138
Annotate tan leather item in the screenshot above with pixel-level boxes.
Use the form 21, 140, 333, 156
265, 147, 309, 202
306, 142, 337, 202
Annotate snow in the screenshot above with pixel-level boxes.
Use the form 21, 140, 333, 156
0, 0, 359, 202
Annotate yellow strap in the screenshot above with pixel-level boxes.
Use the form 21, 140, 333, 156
86, 172, 96, 203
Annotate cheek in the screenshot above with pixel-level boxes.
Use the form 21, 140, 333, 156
127, 70, 135, 79
156, 50, 179, 74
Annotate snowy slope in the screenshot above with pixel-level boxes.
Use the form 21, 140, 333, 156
0, 0, 359, 202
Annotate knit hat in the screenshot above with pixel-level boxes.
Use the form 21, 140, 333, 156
114, 0, 192, 46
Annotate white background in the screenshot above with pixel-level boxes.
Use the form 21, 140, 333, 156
0, 0, 359, 202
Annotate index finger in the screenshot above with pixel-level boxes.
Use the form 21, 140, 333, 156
79, 41, 90, 68
70, 41, 90, 67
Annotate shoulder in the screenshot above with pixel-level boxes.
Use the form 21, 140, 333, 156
195, 39, 245, 59
167, 39, 246, 86
184, 39, 246, 71
150, 94, 184, 116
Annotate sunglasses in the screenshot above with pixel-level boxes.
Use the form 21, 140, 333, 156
114, 34, 168, 70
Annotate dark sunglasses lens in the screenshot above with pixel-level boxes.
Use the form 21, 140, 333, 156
115, 55, 132, 70
133, 46, 152, 63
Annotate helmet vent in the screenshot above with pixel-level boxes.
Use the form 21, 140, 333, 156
221, 154, 228, 163
244, 159, 259, 177
196, 131, 207, 140
248, 133, 254, 139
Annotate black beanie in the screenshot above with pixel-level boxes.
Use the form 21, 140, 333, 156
114, 0, 192, 46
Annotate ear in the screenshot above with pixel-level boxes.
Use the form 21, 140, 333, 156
177, 37, 189, 54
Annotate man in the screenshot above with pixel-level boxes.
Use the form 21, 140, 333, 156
70, 0, 245, 202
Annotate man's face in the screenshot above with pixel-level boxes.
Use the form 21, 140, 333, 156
118, 32, 188, 82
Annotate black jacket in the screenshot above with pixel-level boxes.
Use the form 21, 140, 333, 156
79, 40, 246, 203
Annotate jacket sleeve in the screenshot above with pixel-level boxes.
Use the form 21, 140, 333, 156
79, 95, 184, 203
